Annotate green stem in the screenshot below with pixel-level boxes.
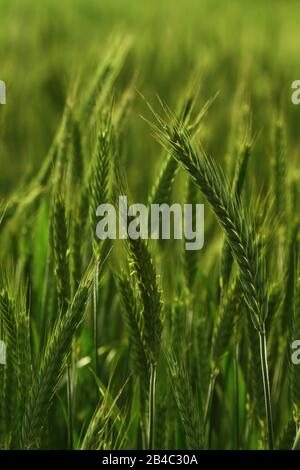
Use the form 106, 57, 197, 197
259, 329, 274, 450
93, 264, 99, 399
147, 364, 157, 450
204, 371, 217, 448
234, 345, 240, 449
67, 363, 73, 450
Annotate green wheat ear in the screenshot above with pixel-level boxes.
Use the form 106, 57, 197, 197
0, 288, 18, 446
20, 262, 99, 449
88, 109, 114, 258
51, 191, 70, 315
167, 352, 203, 450
211, 277, 240, 367
153, 112, 268, 332
127, 235, 163, 367
0, 274, 32, 449
183, 178, 201, 289
117, 270, 149, 391
81, 381, 126, 450
81, 36, 132, 127
272, 119, 287, 223
147, 90, 216, 210
151, 104, 274, 448
220, 140, 252, 293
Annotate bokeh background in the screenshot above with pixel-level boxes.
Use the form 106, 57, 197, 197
1, 0, 300, 197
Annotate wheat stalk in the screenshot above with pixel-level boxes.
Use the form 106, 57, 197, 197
21, 263, 97, 449
152, 112, 274, 448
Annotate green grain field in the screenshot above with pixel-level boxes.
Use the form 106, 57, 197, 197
1, 0, 300, 450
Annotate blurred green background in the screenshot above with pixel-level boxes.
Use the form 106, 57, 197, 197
1, 0, 300, 197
